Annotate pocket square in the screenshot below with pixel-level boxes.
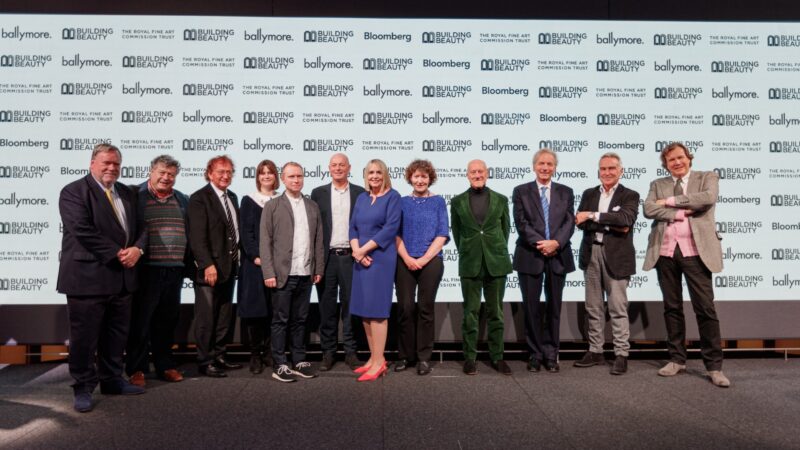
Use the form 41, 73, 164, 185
612, 206, 621, 212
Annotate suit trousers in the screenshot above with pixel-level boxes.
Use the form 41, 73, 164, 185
655, 245, 723, 371
460, 259, 506, 362
584, 245, 631, 356
67, 292, 132, 393
193, 277, 235, 367
519, 261, 566, 362
395, 256, 444, 362
317, 253, 357, 356
271, 275, 313, 366
126, 266, 183, 375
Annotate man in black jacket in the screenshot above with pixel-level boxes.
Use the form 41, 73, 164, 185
574, 152, 640, 375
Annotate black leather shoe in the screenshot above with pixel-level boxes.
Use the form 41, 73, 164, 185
463, 360, 477, 375
215, 356, 243, 370
527, 358, 541, 372
250, 354, 264, 374
491, 360, 512, 375
544, 360, 560, 373
610, 355, 628, 375
260, 353, 273, 369
574, 351, 605, 368
344, 352, 360, 370
417, 361, 432, 376
199, 364, 227, 378
319, 353, 335, 372
394, 359, 410, 372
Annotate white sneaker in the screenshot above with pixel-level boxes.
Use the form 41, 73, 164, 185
271, 364, 297, 383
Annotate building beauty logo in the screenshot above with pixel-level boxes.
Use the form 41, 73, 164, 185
480, 59, 530, 71
120, 111, 172, 124
243, 57, 293, 70
362, 58, 412, 70
0, 221, 49, 235
0, 54, 51, 67
539, 140, 589, 152
537, 32, 586, 45
421, 139, 471, 152
0, 110, 50, 123
183, 29, 234, 41
421, 85, 471, 98
303, 30, 353, 43
182, 139, 234, 151
654, 87, 703, 100
121, 55, 173, 68
767, 35, 800, 47
711, 114, 760, 126
242, 111, 294, 124
302, 139, 353, 152
303, 84, 353, 97
480, 113, 530, 125
182, 83, 234, 96
653, 33, 702, 46
421, 31, 471, 44
60, 83, 112, 96
596, 113, 645, 126
362, 112, 413, 125
62, 28, 113, 40
711, 61, 759, 73
596, 60, 645, 72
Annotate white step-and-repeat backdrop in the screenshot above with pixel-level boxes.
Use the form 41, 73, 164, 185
1, 15, 799, 304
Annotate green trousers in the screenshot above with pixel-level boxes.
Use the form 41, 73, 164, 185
460, 259, 506, 362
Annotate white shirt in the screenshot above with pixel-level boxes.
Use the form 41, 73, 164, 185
671, 170, 691, 196
210, 183, 239, 241
595, 183, 618, 243
536, 180, 552, 203
330, 183, 351, 249
93, 178, 128, 239
287, 194, 311, 276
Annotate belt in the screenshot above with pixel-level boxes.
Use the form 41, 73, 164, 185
592, 241, 604, 246
329, 248, 352, 256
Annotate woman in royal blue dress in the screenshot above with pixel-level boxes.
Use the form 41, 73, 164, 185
394, 159, 449, 376
349, 159, 401, 382
236, 160, 280, 374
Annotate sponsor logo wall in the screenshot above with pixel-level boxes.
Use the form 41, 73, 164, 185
1, 16, 798, 303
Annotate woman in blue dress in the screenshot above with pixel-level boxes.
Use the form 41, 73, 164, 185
236, 159, 280, 374
395, 159, 449, 376
349, 159, 401, 381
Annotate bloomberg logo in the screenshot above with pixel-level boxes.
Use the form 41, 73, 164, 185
421, 31, 471, 44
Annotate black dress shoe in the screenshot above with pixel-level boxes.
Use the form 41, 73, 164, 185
610, 355, 628, 375
544, 360, 560, 373
199, 364, 227, 378
319, 353, 335, 372
574, 351, 605, 368
491, 360, 512, 375
417, 361, 432, 376
394, 359, 410, 372
527, 358, 541, 372
463, 360, 477, 375
215, 356, 243, 370
250, 354, 264, 374
344, 352, 360, 370
261, 353, 273, 369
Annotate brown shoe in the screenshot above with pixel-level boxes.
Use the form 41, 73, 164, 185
129, 371, 146, 387
161, 369, 184, 382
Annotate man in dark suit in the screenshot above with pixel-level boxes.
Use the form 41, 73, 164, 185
450, 159, 514, 375
512, 148, 575, 373
574, 153, 639, 375
58, 143, 146, 412
260, 162, 325, 382
188, 155, 242, 377
310, 153, 365, 371
644, 143, 729, 387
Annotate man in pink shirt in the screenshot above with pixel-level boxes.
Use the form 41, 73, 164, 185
643, 143, 729, 388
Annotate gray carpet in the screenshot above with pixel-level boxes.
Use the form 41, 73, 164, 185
1, 358, 798, 449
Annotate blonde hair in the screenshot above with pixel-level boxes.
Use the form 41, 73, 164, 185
363, 159, 392, 193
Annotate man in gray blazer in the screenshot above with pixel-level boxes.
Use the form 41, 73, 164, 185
643, 143, 729, 387
260, 162, 325, 383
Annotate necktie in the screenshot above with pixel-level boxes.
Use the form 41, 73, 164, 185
674, 177, 683, 196
105, 188, 128, 238
540, 186, 550, 240
222, 192, 239, 266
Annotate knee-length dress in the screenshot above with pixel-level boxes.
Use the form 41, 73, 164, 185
349, 189, 402, 319
236, 193, 277, 318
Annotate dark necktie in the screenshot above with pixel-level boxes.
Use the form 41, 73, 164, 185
222, 192, 239, 266
674, 177, 683, 196
540, 186, 550, 240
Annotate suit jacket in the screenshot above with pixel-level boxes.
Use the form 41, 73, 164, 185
187, 183, 240, 284
577, 184, 639, 279
450, 187, 513, 278
259, 193, 325, 289
643, 170, 723, 273
512, 181, 576, 275
310, 182, 365, 263
57, 174, 146, 296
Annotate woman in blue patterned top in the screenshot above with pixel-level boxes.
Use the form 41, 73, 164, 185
395, 159, 450, 375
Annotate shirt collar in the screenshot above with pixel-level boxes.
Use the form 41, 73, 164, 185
672, 170, 691, 183
599, 183, 619, 195
536, 180, 552, 190
332, 182, 350, 193
210, 182, 226, 198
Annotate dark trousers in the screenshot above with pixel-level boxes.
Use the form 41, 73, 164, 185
656, 245, 723, 371
395, 256, 444, 362
193, 277, 235, 367
461, 259, 506, 362
125, 266, 182, 375
317, 253, 357, 356
67, 292, 132, 393
271, 275, 313, 366
243, 317, 271, 357
519, 261, 566, 362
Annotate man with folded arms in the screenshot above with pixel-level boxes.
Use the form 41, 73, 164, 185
643, 143, 730, 388
574, 153, 639, 375
58, 143, 146, 412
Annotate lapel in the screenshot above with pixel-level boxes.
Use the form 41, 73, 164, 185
303, 196, 316, 244
530, 182, 545, 220
686, 172, 700, 195
116, 182, 136, 245
457, 189, 479, 229
586, 186, 602, 210
204, 183, 229, 223
86, 176, 127, 240
279, 193, 295, 227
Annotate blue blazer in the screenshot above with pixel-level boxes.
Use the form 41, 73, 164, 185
512, 181, 576, 275
57, 174, 146, 296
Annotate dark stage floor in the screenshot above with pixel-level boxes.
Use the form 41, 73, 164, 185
1, 357, 798, 449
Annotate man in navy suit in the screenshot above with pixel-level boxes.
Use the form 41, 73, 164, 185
57, 143, 147, 412
512, 148, 575, 373
188, 155, 242, 377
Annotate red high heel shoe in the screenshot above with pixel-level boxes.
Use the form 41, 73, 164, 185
353, 364, 370, 374
357, 362, 387, 382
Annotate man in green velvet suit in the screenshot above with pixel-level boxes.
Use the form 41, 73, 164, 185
450, 160, 514, 375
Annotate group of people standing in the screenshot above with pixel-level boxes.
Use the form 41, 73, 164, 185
57, 142, 729, 413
